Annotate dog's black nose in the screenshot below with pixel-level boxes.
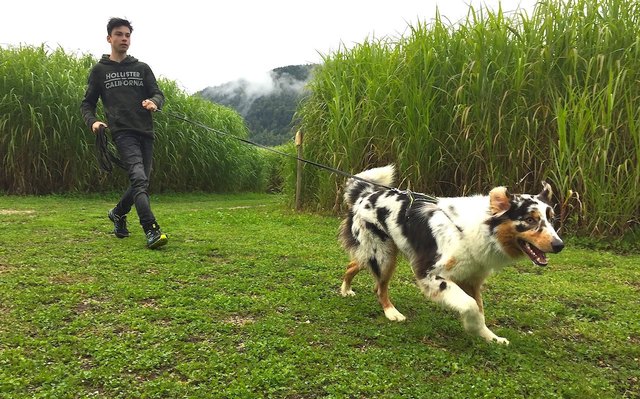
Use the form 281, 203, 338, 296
552, 239, 565, 253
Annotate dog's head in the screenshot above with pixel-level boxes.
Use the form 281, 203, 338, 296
488, 182, 564, 266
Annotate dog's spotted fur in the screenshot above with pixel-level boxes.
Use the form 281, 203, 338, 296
339, 165, 564, 344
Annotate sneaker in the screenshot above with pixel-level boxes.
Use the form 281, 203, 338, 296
108, 208, 130, 238
145, 223, 168, 249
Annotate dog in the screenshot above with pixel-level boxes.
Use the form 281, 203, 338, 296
339, 165, 564, 344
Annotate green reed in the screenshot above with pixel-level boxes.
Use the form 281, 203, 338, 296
0, 45, 266, 194
295, 0, 639, 238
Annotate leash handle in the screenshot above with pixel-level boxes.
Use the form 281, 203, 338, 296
94, 125, 126, 172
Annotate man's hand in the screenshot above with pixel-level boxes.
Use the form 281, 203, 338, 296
92, 121, 108, 134
142, 99, 158, 112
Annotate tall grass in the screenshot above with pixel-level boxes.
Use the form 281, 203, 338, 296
295, 0, 639, 238
0, 45, 266, 194
0, 46, 95, 193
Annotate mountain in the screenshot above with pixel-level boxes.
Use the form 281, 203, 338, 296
197, 64, 316, 146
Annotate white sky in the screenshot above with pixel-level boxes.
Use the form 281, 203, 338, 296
2, 0, 536, 94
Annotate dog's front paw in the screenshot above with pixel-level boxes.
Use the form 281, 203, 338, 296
384, 308, 406, 322
341, 289, 356, 297
492, 336, 510, 345
477, 326, 510, 345
340, 282, 356, 297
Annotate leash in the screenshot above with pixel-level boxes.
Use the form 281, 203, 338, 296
95, 124, 126, 172
162, 110, 436, 197
90, 108, 437, 203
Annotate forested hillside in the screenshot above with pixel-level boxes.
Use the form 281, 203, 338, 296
198, 64, 315, 146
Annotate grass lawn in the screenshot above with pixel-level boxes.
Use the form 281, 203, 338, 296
0, 193, 638, 398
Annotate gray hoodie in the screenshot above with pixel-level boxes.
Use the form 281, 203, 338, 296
80, 54, 164, 138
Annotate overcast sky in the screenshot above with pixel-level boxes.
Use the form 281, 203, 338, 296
2, 0, 536, 94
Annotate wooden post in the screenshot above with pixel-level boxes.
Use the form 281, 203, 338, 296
295, 130, 304, 211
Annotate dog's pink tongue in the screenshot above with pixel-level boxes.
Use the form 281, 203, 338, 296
523, 242, 548, 266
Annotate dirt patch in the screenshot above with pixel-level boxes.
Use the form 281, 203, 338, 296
0, 209, 36, 215
215, 205, 267, 210
50, 273, 96, 285
0, 264, 16, 274
225, 315, 256, 326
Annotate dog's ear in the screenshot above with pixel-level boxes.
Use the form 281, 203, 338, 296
538, 181, 553, 204
489, 186, 511, 216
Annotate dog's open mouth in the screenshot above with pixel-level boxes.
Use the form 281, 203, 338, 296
518, 240, 548, 266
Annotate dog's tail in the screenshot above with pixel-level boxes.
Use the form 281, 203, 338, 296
343, 164, 395, 206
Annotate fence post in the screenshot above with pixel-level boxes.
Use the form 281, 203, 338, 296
295, 130, 304, 211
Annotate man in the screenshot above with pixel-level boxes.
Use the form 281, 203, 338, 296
81, 17, 168, 249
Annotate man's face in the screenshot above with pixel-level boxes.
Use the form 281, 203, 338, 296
107, 26, 131, 54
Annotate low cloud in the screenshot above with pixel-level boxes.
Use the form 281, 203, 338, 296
200, 66, 313, 116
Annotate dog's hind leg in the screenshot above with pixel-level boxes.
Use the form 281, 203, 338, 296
341, 260, 363, 297
375, 253, 406, 322
418, 276, 509, 344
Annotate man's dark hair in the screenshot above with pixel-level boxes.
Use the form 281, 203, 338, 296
107, 18, 133, 36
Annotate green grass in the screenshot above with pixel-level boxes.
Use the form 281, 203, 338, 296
0, 194, 638, 398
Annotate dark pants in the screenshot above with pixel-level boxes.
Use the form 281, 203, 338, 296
112, 132, 156, 229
